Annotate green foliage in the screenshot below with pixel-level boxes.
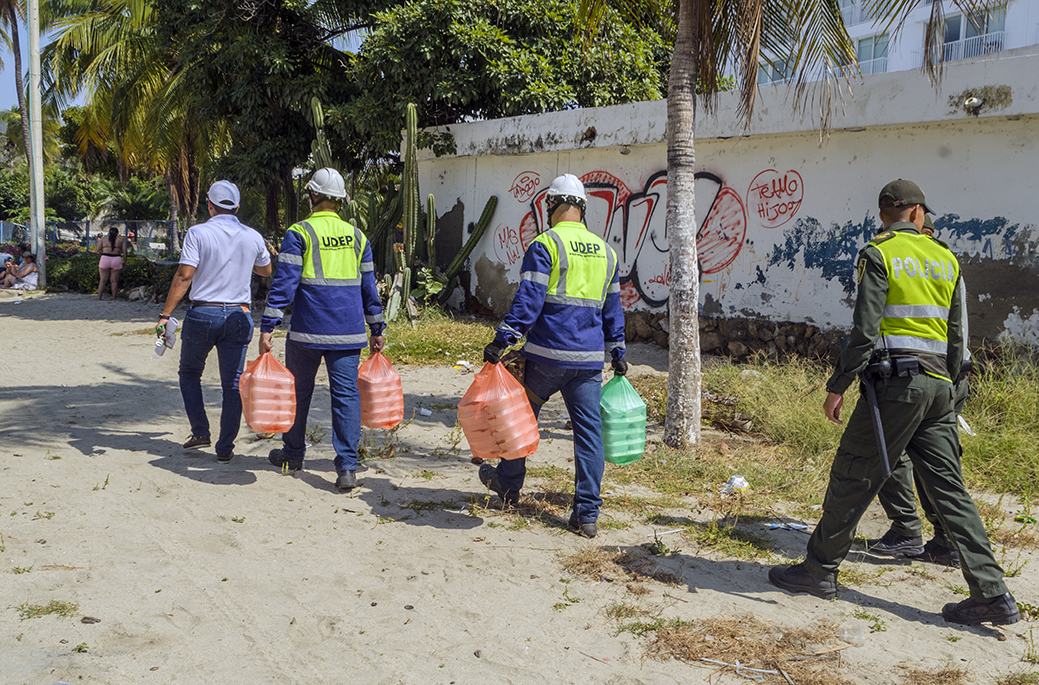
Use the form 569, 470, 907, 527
961, 348, 1039, 494
0, 167, 28, 221
107, 177, 170, 221
340, 0, 667, 161
47, 253, 177, 297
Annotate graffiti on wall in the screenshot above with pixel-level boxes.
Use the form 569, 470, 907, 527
492, 169, 760, 308
748, 169, 803, 229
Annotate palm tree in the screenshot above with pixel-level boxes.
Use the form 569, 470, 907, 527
1, 102, 62, 163
43, 0, 218, 234
0, 0, 31, 168
579, 0, 992, 448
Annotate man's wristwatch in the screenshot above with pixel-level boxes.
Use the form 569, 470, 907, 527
158, 314, 170, 321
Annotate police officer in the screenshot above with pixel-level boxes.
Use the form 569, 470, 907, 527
481, 174, 626, 538
259, 168, 385, 492
868, 215, 965, 568
768, 180, 1019, 625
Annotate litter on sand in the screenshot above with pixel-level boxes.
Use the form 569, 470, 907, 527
769, 523, 811, 532
418, 408, 433, 416
454, 360, 472, 371
721, 475, 750, 493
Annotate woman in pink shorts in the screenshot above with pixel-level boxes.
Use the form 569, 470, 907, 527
95, 226, 127, 300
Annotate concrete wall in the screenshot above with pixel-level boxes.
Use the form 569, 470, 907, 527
418, 46, 1039, 345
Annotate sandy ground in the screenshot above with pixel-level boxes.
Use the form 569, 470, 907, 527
1, 291, 1036, 685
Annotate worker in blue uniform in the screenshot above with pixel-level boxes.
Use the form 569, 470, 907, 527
259, 168, 385, 492
482, 174, 626, 538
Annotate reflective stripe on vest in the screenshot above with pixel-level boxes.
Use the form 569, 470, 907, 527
292, 219, 366, 287
264, 306, 286, 319
870, 231, 958, 356
535, 222, 615, 309
289, 331, 370, 346
524, 342, 607, 363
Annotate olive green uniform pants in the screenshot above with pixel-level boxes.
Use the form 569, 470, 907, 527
805, 374, 1007, 599
876, 379, 970, 547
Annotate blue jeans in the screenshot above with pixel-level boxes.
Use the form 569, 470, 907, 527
178, 306, 253, 455
496, 359, 604, 522
282, 341, 361, 472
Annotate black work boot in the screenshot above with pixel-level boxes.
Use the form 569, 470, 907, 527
568, 511, 598, 538
268, 448, 303, 471
478, 463, 519, 506
910, 539, 960, 568
768, 563, 837, 600
942, 592, 1020, 625
865, 528, 924, 557
336, 470, 358, 492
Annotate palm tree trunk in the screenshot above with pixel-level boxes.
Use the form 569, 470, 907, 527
664, 0, 702, 449
8, 13, 31, 169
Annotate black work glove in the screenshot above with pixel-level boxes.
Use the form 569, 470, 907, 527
612, 358, 629, 376
484, 342, 504, 365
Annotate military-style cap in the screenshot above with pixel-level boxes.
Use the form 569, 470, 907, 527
879, 179, 934, 214
922, 214, 935, 235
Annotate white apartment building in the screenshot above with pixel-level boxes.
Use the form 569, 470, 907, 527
760, 0, 1039, 82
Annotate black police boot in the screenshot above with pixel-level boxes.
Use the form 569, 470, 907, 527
336, 470, 358, 492
268, 448, 303, 471
942, 592, 1020, 625
865, 528, 924, 557
568, 511, 598, 538
768, 563, 837, 600
478, 463, 519, 506
910, 539, 960, 568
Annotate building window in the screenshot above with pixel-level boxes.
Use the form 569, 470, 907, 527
942, 8, 1006, 60
758, 59, 793, 85
857, 34, 889, 74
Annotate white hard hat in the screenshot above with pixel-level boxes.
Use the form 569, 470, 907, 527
545, 173, 587, 207
306, 167, 347, 199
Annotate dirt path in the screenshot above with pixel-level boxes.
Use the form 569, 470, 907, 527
1, 292, 1034, 684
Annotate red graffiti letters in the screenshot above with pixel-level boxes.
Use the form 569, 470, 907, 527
509, 171, 541, 202
492, 223, 525, 266
748, 169, 803, 228
498, 169, 749, 308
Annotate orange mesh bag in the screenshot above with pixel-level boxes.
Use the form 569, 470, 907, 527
458, 362, 539, 460
239, 352, 296, 433
358, 351, 404, 429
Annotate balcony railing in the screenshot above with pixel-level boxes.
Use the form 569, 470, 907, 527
840, 3, 878, 27
912, 31, 1005, 67
858, 57, 888, 74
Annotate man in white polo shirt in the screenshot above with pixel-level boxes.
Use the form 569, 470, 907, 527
157, 181, 272, 462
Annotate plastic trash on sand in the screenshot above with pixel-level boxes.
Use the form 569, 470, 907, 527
721, 475, 750, 493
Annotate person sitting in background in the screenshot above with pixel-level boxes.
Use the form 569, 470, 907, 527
1, 252, 38, 290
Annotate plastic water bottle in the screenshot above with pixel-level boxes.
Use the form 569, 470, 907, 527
155, 317, 179, 356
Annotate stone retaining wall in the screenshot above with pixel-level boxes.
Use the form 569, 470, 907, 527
624, 311, 846, 362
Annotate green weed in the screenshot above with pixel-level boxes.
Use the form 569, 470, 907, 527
305, 423, 327, 444
11, 565, 33, 574
17, 600, 80, 620
72, 642, 89, 653
852, 607, 888, 633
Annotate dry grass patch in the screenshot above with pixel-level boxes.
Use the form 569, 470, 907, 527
646, 615, 853, 685
898, 666, 969, 685
562, 546, 681, 586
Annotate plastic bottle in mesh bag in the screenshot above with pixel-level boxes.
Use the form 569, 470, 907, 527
600, 374, 646, 465
458, 362, 539, 460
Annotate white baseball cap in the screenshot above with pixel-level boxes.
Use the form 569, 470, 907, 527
208, 180, 241, 209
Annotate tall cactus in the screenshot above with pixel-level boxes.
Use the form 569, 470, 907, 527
310, 97, 334, 170
401, 103, 420, 272
426, 194, 437, 275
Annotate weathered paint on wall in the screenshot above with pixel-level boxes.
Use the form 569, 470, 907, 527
418, 46, 1039, 343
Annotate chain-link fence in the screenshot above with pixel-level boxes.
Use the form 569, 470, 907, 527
4, 219, 182, 262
